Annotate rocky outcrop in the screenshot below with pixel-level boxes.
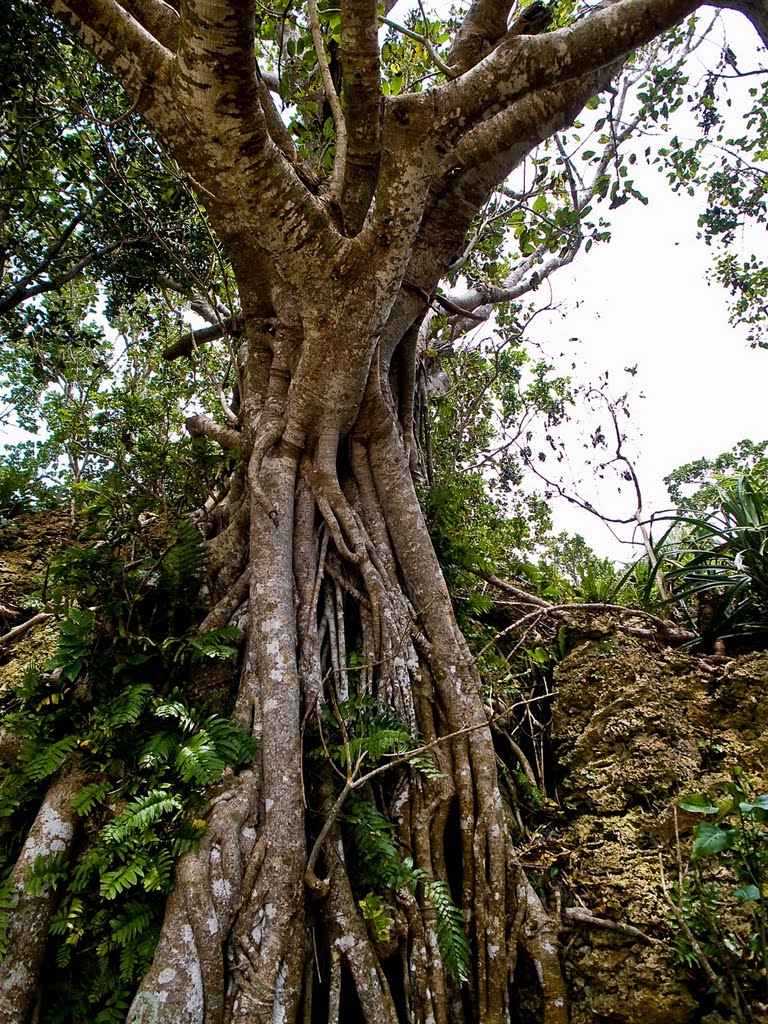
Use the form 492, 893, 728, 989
551, 635, 768, 1024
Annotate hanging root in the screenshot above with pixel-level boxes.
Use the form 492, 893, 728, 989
128, 770, 260, 1024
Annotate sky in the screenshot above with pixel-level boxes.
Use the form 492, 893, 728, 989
522, 9, 768, 561
528, 165, 768, 559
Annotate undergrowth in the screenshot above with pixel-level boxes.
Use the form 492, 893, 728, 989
0, 518, 253, 1022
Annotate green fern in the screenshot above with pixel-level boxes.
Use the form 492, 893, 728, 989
0, 863, 16, 961
23, 735, 79, 781
185, 625, 242, 663
99, 856, 150, 900
174, 730, 226, 785
160, 520, 206, 593
25, 852, 70, 896
101, 788, 183, 845
425, 879, 471, 983
342, 793, 412, 891
46, 607, 96, 682
317, 695, 438, 777
140, 849, 175, 892
93, 683, 154, 728
407, 750, 445, 779
49, 896, 86, 940
138, 730, 179, 772
358, 892, 395, 941
71, 781, 111, 816
0, 517, 253, 1015
153, 698, 197, 733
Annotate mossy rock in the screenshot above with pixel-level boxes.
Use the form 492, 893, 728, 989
551, 633, 768, 1024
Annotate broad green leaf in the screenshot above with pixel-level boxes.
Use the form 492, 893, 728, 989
677, 793, 718, 814
691, 822, 737, 861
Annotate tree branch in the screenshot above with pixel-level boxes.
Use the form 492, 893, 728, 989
175, 0, 263, 136
717, 0, 768, 44
340, 0, 382, 230
42, 0, 173, 111
447, 0, 514, 74
186, 414, 242, 450
163, 314, 245, 361
121, 0, 179, 50
307, 0, 347, 204
431, 0, 698, 143
376, 67, 616, 367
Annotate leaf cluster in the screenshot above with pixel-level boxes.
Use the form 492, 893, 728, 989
655, 473, 768, 646
342, 793, 470, 983
671, 768, 768, 1014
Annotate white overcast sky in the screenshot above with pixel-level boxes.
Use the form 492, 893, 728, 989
522, 8, 768, 560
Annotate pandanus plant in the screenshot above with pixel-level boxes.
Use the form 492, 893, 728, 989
656, 475, 768, 647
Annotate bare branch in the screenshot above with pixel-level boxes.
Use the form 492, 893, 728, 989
186, 414, 242, 450
162, 314, 245, 361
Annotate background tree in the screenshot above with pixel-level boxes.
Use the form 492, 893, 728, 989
1, 0, 768, 1022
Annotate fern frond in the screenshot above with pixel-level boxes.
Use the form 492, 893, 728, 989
185, 625, 242, 663
205, 716, 256, 766
425, 879, 471, 984
24, 735, 79, 781
24, 852, 70, 896
343, 793, 412, 890
71, 781, 111, 816
407, 750, 446, 779
0, 868, 16, 961
174, 730, 225, 785
138, 730, 180, 772
153, 699, 197, 733
160, 520, 206, 593
99, 854, 150, 899
109, 902, 154, 946
95, 683, 154, 728
101, 788, 182, 845
140, 849, 175, 892
49, 896, 85, 938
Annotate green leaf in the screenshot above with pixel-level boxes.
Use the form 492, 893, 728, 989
691, 822, 737, 860
734, 884, 761, 901
677, 793, 718, 814
425, 879, 471, 983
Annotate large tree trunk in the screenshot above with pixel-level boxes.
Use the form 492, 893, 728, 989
119, 284, 567, 1023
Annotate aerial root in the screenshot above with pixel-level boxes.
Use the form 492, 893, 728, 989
199, 566, 251, 633
248, 415, 288, 523
0, 769, 83, 1023
127, 771, 260, 1024
516, 875, 570, 1024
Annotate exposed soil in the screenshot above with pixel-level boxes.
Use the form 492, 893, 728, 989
0, 510, 77, 690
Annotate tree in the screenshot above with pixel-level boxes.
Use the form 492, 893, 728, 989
2, 0, 768, 1021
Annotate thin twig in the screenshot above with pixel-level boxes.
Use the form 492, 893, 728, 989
0, 612, 54, 646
